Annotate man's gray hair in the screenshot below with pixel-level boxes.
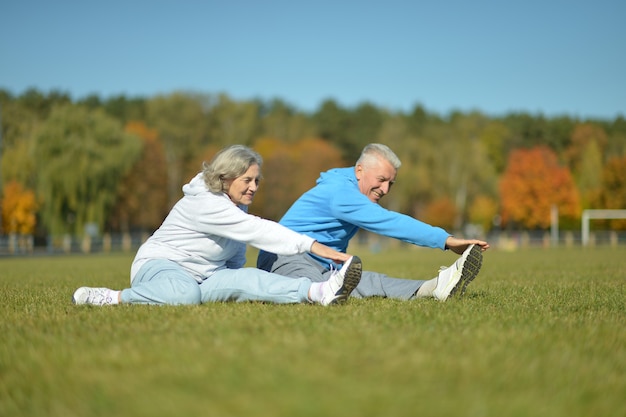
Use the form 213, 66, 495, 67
356, 143, 402, 170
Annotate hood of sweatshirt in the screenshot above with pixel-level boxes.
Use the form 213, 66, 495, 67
182, 173, 208, 197
182, 172, 247, 212
317, 167, 356, 186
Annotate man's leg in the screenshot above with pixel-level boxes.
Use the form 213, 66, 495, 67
259, 251, 427, 300
257, 251, 326, 282
329, 270, 427, 300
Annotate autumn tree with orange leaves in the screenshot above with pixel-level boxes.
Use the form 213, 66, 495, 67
252, 137, 345, 221
1, 181, 38, 235
421, 197, 457, 231
499, 146, 580, 229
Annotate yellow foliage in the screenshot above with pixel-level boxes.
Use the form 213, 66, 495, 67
1, 181, 38, 234
469, 195, 499, 232
125, 120, 159, 143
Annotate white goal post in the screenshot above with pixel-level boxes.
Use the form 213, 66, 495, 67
581, 209, 626, 246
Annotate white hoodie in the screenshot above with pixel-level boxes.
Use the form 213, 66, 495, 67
130, 173, 315, 283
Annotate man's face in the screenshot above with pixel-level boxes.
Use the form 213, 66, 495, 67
355, 157, 397, 203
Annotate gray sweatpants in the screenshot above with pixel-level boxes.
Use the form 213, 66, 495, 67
257, 251, 425, 300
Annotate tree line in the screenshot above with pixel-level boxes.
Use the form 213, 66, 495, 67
1, 88, 625, 246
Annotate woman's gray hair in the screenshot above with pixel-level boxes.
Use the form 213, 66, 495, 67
202, 145, 263, 193
356, 143, 402, 170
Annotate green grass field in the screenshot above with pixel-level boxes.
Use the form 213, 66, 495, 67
1, 246, 625, 417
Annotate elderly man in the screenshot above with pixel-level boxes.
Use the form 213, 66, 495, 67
257, 143, 489, 301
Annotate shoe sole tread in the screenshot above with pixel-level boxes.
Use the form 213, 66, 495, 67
328, 256, 362, 305
449, 245, 483, 299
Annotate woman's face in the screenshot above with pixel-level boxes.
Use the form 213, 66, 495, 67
224, 163, 260, 206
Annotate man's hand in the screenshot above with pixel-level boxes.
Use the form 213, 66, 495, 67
445, 236, 490, 255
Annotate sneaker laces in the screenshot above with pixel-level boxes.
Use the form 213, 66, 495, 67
328, 263, 346, 281
88, 288, 113, 305
324, 263, 348, 299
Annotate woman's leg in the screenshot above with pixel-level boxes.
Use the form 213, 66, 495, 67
121, 259, 202, 305
199, 268, 311, 304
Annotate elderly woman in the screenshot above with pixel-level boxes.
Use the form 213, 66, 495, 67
73, 145, 361, 306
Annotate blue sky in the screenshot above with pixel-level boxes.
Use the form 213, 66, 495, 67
1, 0, 625, 119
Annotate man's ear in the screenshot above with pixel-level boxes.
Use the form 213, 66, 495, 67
355, 164, 363, 180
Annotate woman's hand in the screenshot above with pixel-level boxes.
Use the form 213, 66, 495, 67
310, 241, 353, 264
445, 236, 490, 255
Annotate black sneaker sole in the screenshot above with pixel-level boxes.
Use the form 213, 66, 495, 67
449, 245, 483, 299
329, 256, 362, 305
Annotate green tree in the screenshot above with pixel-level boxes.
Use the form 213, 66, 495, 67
146, 93, 207, 207
404, 104, 438, 137
606, 116, 626, 157
108, 121, 169, 233
313, 99, 352, 156
257, 98, 315, 143
0, 100, 40, 188
479, 120, 510, 173
544, 116, 576, 153
399, 112, 497, 230
77, 93, 102, 111
445, 112, 498, 229
206, 94, 260, 147
565, 123, 607, 175
345, 102, 385, 158
375, 114, 414, 214
16, 88, 72, 120
102, 95, 147, 125
595, 155, 626, 229
500, 112, 550, 150
577, 139, 603, 209
34, 104, 142, 236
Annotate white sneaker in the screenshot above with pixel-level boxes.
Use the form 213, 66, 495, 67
72, 287, 116, 306
320, 256, 362, 306
433, 244, 482, 301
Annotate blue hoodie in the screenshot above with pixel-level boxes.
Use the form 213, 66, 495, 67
276, 167, 450, 267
